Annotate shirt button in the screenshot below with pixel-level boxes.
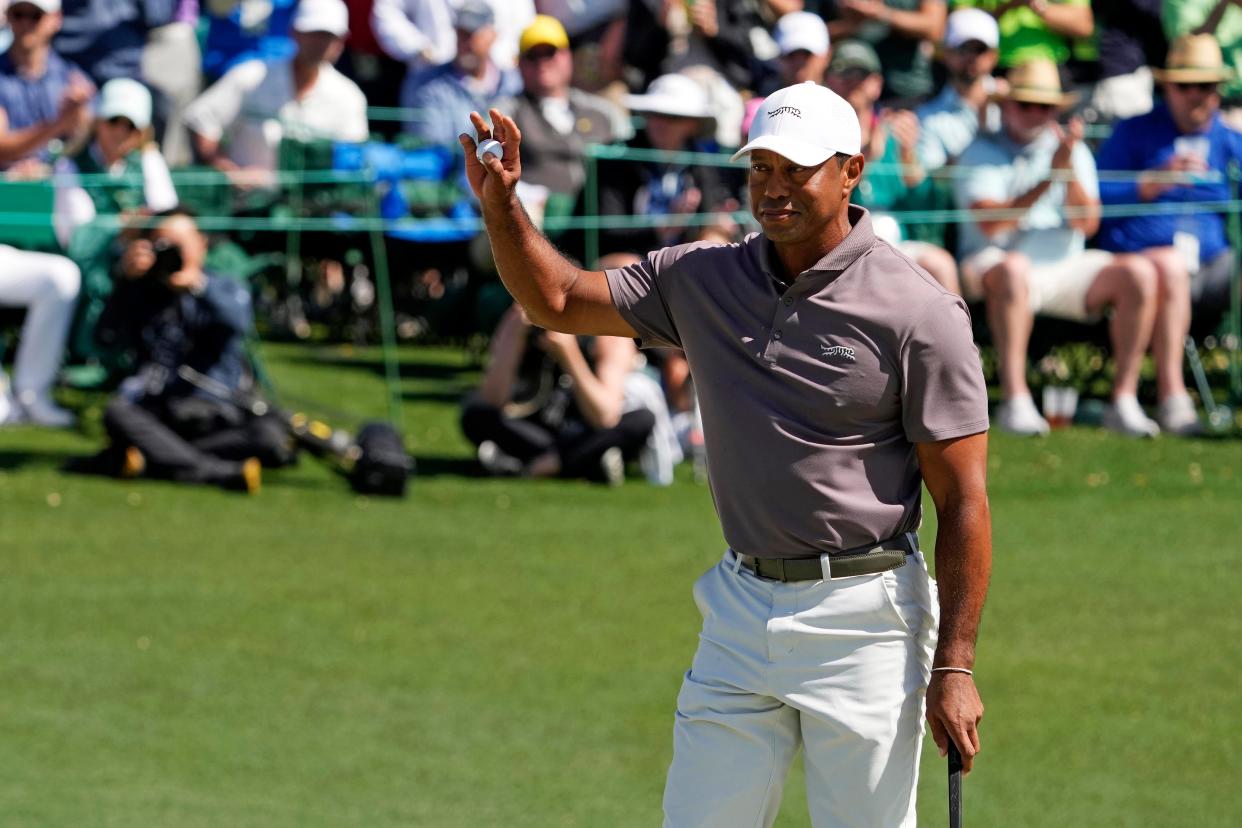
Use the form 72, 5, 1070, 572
783, 297, 794, 306
773, 330, 783, 340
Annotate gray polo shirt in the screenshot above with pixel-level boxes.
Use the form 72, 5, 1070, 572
606, 206, 988, 559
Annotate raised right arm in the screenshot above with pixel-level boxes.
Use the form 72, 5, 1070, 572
459, 110, 638, 339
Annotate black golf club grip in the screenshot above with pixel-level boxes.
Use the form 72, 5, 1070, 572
948, 741, 963, 828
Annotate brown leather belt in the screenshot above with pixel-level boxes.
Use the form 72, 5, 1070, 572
736, 533, 917, 581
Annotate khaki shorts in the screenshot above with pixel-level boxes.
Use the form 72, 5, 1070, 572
961, 247, 1114, 322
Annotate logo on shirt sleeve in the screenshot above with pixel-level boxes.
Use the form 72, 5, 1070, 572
820, 343, 856, 361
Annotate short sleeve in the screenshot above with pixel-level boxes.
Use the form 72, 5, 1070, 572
1071, 142, 1099, 201
184, 61, 266, 142
901, 294, 990, 442
604, 249, 683, 349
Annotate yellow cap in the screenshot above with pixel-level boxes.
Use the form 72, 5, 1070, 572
520, 14, 569, 55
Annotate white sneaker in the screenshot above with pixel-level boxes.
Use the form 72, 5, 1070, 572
0, 386, 13, 425
15, 390, 76, 428
1102, 395, 1160, 438
995, 395, 1050, 436
598, 446, 625, 487
1156, 394, 1201, 437
477, 440, 523, 476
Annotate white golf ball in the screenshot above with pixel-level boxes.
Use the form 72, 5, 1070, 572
476, 139, 504, 162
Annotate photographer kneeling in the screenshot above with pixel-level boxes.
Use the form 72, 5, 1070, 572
79, 207, 294, 493
461, 304, 656, 485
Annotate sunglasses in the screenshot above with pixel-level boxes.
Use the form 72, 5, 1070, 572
1170, 81, 1219, 94
1014, 100, 1056, 113
105, 116, 137, 131
955, 42, 990, 58
520, 45, 560, 63
6, 7, 46, 23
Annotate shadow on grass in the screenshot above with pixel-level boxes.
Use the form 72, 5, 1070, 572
0, 449, 81, 471
412, 453, 481, 479
278, 352, 480, 383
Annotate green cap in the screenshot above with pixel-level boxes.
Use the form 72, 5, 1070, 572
829, 40, 881, 75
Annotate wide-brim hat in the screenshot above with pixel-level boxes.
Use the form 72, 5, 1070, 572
623, 73, 715, 122
1153, 34, 1234, 84
992, 59, 1077, 107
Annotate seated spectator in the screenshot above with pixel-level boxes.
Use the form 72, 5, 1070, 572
952, 0, 1094, 75
955, 60, 1169, 437
184, 0, 368, 187
1095, 34, 1242, 434
1163, 0, 1242, 129
75, 207, 293, 492
401, 0, 520, 149
0, 0, 94, 172
53, 0, 174, 86
460, 303, 657, 485
758, 10, 831, 96
535, 0, 629, 92
509, 15, 621, 224
201, 0, 297, 81
1089, 0, 1166, 122
916, 7, 1001, 172
141, 0, 202, 167
827, 40, 959, 293
593, 73, 739, 259
824, 0, 948, 107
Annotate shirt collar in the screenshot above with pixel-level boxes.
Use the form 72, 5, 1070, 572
754, 204, 877, 285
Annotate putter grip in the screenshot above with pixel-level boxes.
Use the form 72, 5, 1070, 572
948, 741, 963, 828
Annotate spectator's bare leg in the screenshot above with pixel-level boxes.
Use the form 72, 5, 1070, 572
1142, 246, 1191, 401
981, 253, 1033, 400
916, 245, 961, 296
1085, 255, 1158, 399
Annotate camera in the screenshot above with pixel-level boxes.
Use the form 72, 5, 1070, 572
146, 238, 184, 283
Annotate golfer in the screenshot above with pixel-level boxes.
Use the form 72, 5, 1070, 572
461, 81, 991, 827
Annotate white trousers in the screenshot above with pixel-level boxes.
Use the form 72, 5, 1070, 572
663, 548, 939, 828
0, 245, 81, 397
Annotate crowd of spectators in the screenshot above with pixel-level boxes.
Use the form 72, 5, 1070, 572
1, 0, 1241, 485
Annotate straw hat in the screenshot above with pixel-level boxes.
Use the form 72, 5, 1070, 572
1153, 34, 1234, 84
991, 59, 1077, 107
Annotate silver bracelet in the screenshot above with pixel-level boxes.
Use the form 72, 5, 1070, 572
931, 667, 974, 676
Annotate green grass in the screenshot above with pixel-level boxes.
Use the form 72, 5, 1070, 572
2, 343, 1240, 826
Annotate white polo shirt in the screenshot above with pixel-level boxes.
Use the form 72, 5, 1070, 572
184, 59, 369, 171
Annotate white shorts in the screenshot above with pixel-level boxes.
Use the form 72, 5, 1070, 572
960, 246, 1114, 322
662, 548, 938, 828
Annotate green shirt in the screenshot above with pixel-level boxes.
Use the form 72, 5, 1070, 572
953, 0, 1091, 67
1164, 0, 1242, 100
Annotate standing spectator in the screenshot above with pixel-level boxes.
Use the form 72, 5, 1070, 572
593, 73, 738, 259
1095, 35, 1242, 434
200, 0, 297, 81
338, 0, 407, 133
184, 0, 368, 185
401, 1, 520, 148
370, 0, 455, 76
510, 15, 620, 211
760, 10, 832, 94
0, 0, 94, 171
952, 0, 1094, 72
1089, 0, 1165, 122
916, 7, 1001, 172
954, 60, 1167, 437
53, 0, 174, 86
474, 0, 536, 71
141, 0, 201, 167
824, 0, 948, 106
827, 40, 960, 292
460, 304, 656, 485
1163, 0, 1242, 129
534, 0, 629, 92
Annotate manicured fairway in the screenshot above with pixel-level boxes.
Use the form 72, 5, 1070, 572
2, 344, 1239, 826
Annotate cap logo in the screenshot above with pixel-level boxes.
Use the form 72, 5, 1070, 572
767, 106, 802, 119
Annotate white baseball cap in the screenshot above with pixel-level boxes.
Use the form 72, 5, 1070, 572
944, 8, 999, 50
292, 0, 349, 37
774, 12, 830, 57
10, 0, 61, 13
731, 82, 860, 167
98, 78, 152, 130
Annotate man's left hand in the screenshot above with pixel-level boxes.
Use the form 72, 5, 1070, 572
925, 672, 984, 774
167, 267, 206, 294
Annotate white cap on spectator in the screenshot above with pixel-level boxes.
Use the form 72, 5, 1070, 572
731, 81, 860, 166
13, 0, 62, 12
623, 73, 714, 120
292, 0, 349, 37
944, 8, 999, 50
98, 78, 152, 130
774, 12, 830, 57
